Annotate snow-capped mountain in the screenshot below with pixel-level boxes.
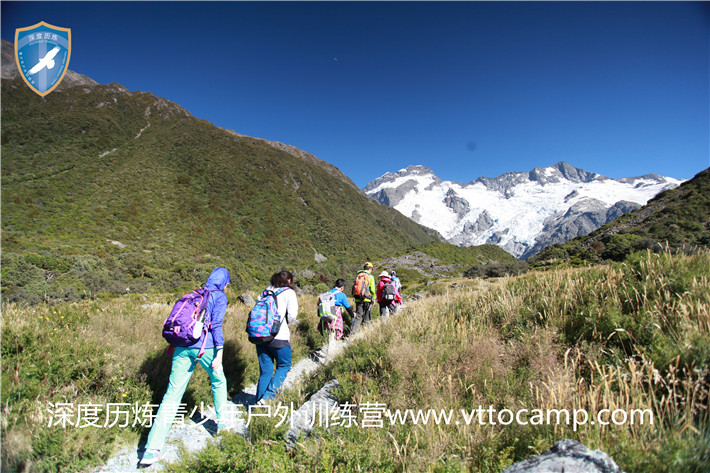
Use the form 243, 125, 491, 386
364, 162, 683, 259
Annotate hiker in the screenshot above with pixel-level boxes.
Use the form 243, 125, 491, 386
318, 278, 355, 342
351, 262, 376, 335
390, 270, 402, 292
390, 270, 402, 313
140, 267, 231, 466
376, 271, 402, 321
255, 270, 299, 403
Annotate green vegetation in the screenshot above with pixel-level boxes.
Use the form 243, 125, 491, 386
1, 78, 440, 304
3, 248, 707, 472
378, 243, 516, 288
529, 167, 710, 267
168, 249, 709, 472
417, 242, 515, 267
463, 260, 528, 279
0, 289, 324, 472
4, 65, 709, 473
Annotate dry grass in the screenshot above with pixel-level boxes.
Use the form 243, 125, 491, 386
3, 250, 708, 472
315, 249, 710, 472
0, 290, 320, 472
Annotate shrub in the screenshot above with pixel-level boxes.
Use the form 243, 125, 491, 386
464, 260, 528, 278
314, 282, 328, 294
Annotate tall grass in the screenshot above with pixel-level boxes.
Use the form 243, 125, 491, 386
0, 289, 323, 472
3, 250, 708, 472
170, 249, 709, 473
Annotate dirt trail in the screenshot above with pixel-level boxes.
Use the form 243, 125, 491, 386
93, 330, 359, 472
94, 280, 495, 472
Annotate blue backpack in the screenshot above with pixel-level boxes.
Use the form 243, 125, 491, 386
246, 287, 289, 344
163, 287, 213, 357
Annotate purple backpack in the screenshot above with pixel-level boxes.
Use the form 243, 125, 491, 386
246, 287, 289, 344
163, 287, 212, 356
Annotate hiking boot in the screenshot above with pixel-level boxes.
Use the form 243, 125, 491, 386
139, 449, 162, 466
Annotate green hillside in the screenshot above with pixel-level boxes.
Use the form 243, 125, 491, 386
529, 167, 710, 266
1, 74, 441, 303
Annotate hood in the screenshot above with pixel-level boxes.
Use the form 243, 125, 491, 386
204, 267, 231, 291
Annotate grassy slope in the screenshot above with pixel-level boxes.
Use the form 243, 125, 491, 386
0, 287, 326, 472
380, 242, 517, 286
3, 249, 706, 472
1, 77, 440, 302
175, 249, 709, 473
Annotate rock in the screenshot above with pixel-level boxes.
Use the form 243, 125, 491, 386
501, 439, 624, 473
238, 293, 255, 306
299, 269, 316, 279
444, 188, 470, 218
520, 198, 641, 259
286, 379, 340, 448
408, 291, 429, 301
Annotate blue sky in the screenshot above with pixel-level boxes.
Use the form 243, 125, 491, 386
2, 1, 708, 187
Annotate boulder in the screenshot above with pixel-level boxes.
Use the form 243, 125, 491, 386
238, 293, 255, 306
502, 439, 624, 473
286, 379, 340, 448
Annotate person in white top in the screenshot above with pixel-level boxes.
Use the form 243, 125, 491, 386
255, 270, 299, 402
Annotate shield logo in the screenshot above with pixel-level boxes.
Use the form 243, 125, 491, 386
15, 21, 71, 97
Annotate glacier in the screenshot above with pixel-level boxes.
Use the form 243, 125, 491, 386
364, 162, 683, 259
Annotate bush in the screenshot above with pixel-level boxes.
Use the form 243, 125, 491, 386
314, 282, 328, 294
23, 253, 73, 273
1, 253, 46, 288
464, 260, 528, 278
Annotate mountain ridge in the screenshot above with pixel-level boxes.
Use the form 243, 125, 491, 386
364, 162, 683, 258
1, 39, 445, 303
1, 39, 362, 194
529, 166, 710, 264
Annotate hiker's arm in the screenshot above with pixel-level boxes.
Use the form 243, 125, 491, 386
378, 281, 388, 302
337, 291, 351, 309
285, 290, 299, 324
344, 305, 354, 319
210, 292, 228, 351
335, 292, 353, 318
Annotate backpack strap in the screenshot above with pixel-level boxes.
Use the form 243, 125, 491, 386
272, 286, 291, 315
196, 288, 214, 360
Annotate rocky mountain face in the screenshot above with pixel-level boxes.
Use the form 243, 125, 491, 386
364, 162, 682, 259
528, 166, 710, 264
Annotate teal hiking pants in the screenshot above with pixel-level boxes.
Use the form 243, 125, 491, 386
145, 346, 228, 451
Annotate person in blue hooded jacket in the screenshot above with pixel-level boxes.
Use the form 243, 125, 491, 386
140, 267, 231, 466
